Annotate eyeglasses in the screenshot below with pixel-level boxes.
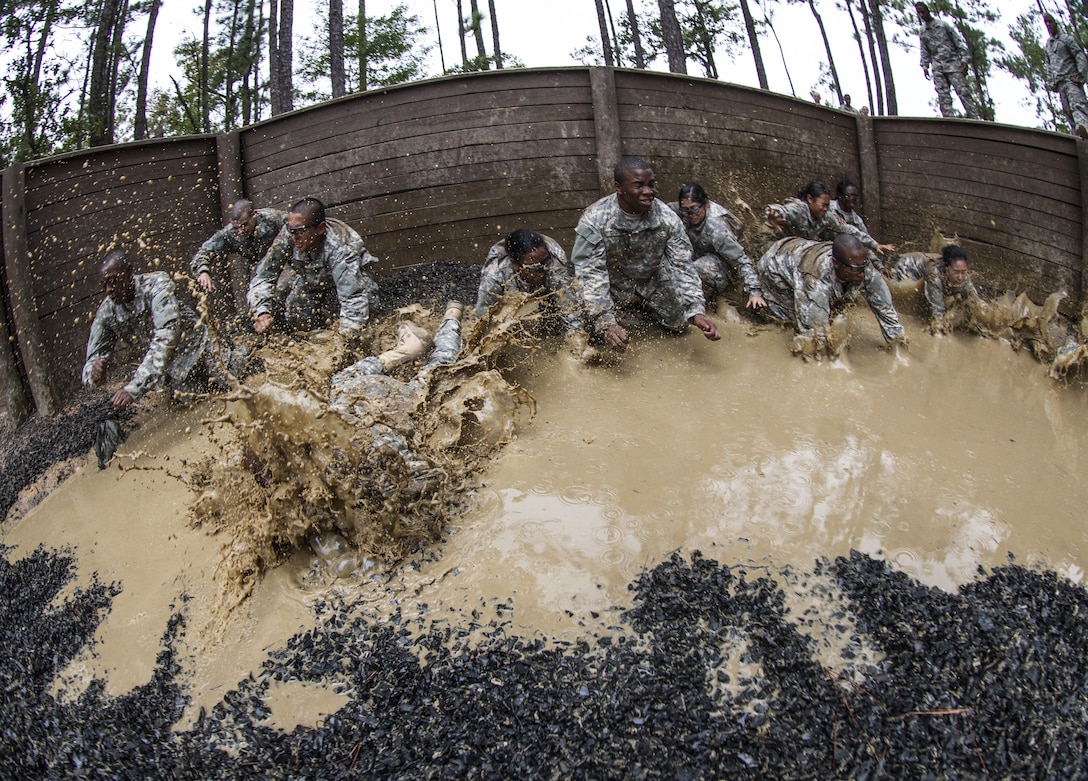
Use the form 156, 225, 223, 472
287, 222, 319, 235
840, 193, 862, 202
678, 203, 706, 216
837, 258, 870, 270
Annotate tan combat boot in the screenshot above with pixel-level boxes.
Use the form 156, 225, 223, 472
378, 322, 434, 370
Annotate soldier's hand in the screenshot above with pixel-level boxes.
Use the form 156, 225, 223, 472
877, 243, 896, 256
197, 272, 217, 292
604, 324, 629, 353
765, 208, 787, 235
253, 313, 275, 334
922, 67, 931, 81
746, 294, 768, 310
111, 388, 134, 409
692, 313, 720, 341
90, 358, 108, 383
961, 63, 969, 76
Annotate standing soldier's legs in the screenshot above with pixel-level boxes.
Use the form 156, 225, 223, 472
946, 68, 979, 119
932, 71, 956, 117
1059, 80, 1088, 138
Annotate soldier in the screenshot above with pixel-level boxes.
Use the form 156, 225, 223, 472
248, 197, 379, 336
570, 156, 719, 353
765, 181, 875, 249
1044, 12, 1088, 140
756, 234, 907, 355
83, 249, 223, 409
891, 245, 981, 330
840, 94, 860, 114
190, 199, 287, 294
827, 179, 896, 273
916, 1, 979, 119
671, 182, 766, 311
474, 229, 591, 353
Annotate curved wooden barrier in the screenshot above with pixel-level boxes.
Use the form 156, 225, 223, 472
2, 67, 1085, 427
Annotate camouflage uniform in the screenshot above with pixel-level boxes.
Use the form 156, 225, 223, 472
766, 197, 874, 248
919, 15, 979, 119
82, 271, 217, 400
570, 195, 706, 334
474, 235, 586, 335
668, 200, 763, 301
757, 237, 905, 345
189, 208, 287, 280
1045, 27, 1088, 136
248, 217, 379, 335
892, 252, 981, 323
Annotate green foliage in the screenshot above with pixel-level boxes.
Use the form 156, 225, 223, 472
607, 0, 745, 76
995, 11, 1070, 131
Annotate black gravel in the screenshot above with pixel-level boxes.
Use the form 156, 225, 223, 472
4, 546, 1088, 779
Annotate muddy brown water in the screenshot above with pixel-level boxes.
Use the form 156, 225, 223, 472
4, 302, 1088, 730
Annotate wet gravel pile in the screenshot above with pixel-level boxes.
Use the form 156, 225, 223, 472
4, 546, 1088, 779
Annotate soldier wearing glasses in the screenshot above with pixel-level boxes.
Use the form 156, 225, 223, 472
248, 197, 379, 336
671, 182, 766, 311
827, 180, 896, 273
756, 234, 905, 355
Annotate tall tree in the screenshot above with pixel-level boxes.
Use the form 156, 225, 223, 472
133, 0, 161, 140
626, 0, 647, 68
488, 0, 502, 69
331, 0, 346, 96
658, 0, 688, 74
795, 0, 843, 104
740, 0, 769, 89
269, 0, 294, 114
995, 11, 1063, 130
359, 0, 367, 89
456, 0, 468, 66
596, 0, 616, 66
866, 0, 896, 114
468, 0, 487, 66
87, 0, 130, 146
432, 0, 446, 72
843, 0, 883, 113
201, 0, 213, 132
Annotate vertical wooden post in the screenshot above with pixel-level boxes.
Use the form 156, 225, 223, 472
855, 114, 883, 239
590, 67, 623, 195
2, 164, 58, 417
0, 260, 30, 429
216, 130, 249, 314
1077, 137, 1088, 319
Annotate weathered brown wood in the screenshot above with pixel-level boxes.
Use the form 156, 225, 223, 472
0, 259, 30, 428
2, 165, 58, 416
1076, 138, 1088, 311
590, 67, 622, 194
855, 115, 882, 235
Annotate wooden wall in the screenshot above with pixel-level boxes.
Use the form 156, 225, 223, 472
2, 67, 1086, 428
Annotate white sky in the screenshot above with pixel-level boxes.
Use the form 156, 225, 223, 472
152, 0, 1045, 128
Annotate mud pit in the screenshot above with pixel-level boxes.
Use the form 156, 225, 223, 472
4, 264, 1088, 777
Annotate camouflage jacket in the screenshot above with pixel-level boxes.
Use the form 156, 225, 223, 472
190, 208, 287, 278
757, 237, 904, 341
474, 235, 585, 334
1046, 31, 1088, 88
670, 200, 763, 298
570, 195, 704, 333
248, 218, 379, 333
893, 252, 981, 321
82, 272, 209, 400
766, 197, 873, 248
826, 200, 879, 252
919, 17, 970, 72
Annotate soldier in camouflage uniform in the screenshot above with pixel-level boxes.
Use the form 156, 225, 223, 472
826, 180, 897, 273
765, 181, 877, 254
891, 245, 981, 329
570, 157, 719, 353
756, 235, 906, 354
83, 249, 222, 409
670, 182, 766, 311
916, 2, 979, 119
248, 197, 379, 337
474, 229, 587, 341
1044, 13, 1088, 140
190, 200, 287, 293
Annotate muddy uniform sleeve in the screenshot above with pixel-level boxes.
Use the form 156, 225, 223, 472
766, 198, 817, 240
82, 302, 117, 387
571, 218, 617, 334
329, 243, 379, 334
861, 268, 906, 341
248, 230, 293, 318
797, 270, 835, 340
545, 243, 586, 335
474, 259, 512, 316
190, 226, 237, 278
704, 211, 762, 298
661, 216, 707, 322
126, 276, 183, 400
923, 261, 947, 321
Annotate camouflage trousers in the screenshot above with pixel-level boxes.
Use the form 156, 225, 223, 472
933, 68, 978, 119
1057, 79, 1088, 136
609, 267, 692, 333
692, 254, 736, 299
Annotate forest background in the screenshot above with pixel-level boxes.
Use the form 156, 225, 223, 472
0, 0, 1076, 167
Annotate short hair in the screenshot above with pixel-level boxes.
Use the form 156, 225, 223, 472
678, 183, 708, 205
230, 199, 255, 221
505, 229, 546, 263
835, 179, 859, 198
941, 245, 968, 266
100, 248, 130, 274
797, 181, 831, 201
614, 156, 653, 184
291, 197, 326, 225
831, 233, 865, 262
914, 2, 929, 12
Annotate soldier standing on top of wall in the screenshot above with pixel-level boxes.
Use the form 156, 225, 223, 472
916, 1, 979, 120
1044, 12, 1088, 140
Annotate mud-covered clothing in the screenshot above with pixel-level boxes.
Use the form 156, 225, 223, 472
190, 209, 287, 280
1046, 30, 1088, 134
571, 195, 706, 334
892, 253, 981, 322
757, 237, 905, 343
669, 200, 763, 301
474, 236, 585, 335
826, 200, 879, 251
82, 272, 213, 400
766, 198, 874, 247
248, 218, 379, 335
919, 16, 978, 119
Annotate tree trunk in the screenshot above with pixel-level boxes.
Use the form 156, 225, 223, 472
857, 0, 884, 113
867, 0, 896, 114
134, 0, 160, 140
625, 0, 646, 68
807, 0, 842, 104
468, 0, 487, 65
842, 0, 876, 113
21, 1, 59, 157
278, 0, 294, 112
269, 0, 280, 110
359, 0, 367, 90
738, 0, 768, 90
88, 0, 122, 146
488, 0, 501, 69
692, 0, 718, 79
457, 0, 467, 66
763, 10, 795, 95
432, 0, 446, 72
330, 0, 345, 96
594, 0, 614, 66
657, 0, 686, 74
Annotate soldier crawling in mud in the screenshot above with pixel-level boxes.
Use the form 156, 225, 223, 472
765, 181, 884, 269
670, 182, 766, 312
83, 248, 227, 409
890, 244, 981, 331
248, 197, 379, 337
570, 156, 719, 353
475, 228, 593, 358
826, 180, 897, 273
756, 234, 907, 356
916, 1, 979, 120
190, 199, 287, 295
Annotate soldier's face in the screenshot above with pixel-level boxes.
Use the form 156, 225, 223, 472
232, 211, 257, 238
1045, 16, 1058, 36
102, 267, 136, 304
833, 247, 869, 284
945, 259, 969, 286
916, 5, 930, 23
807, 193, 831, 220
839, 186, 861, 212
514, 245, 549, 288
616, 168, 657, 215
679, 198, 708, 227
287, 211, 326, 252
